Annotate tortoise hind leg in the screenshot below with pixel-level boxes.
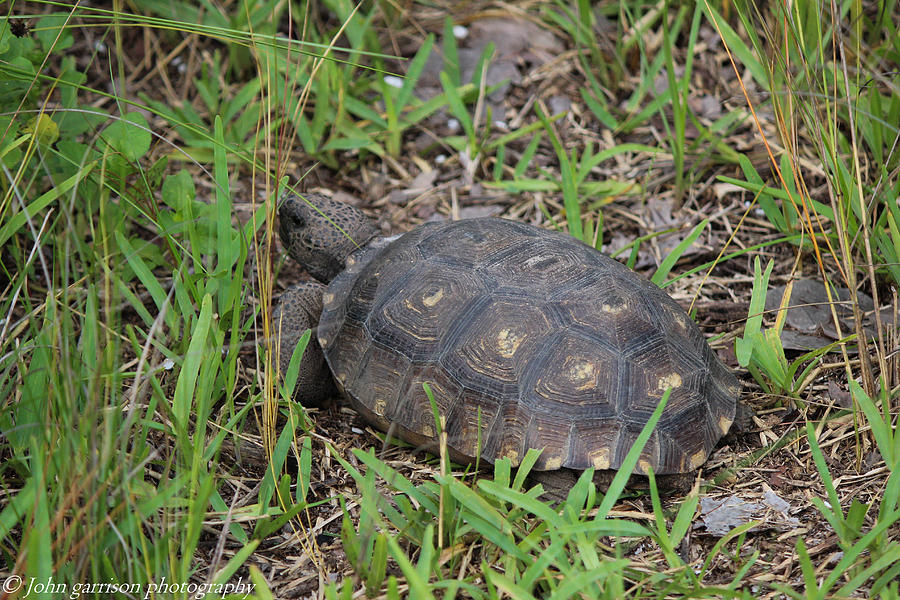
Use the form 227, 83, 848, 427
273, 281, 336, 406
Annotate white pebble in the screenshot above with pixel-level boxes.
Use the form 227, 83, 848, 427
447, 118, 460, 132
383, 75, 403, 89
163, 358, 175, 370
453, 25, 468, 39
435, 154, 447, 164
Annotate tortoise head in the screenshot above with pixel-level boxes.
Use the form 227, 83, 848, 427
278, 193, 379, 282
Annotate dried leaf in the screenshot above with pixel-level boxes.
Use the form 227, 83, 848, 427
765, 279, 897, 350
698, 486, 800, 536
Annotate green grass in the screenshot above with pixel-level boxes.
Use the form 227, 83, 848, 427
1, 0, 899, 597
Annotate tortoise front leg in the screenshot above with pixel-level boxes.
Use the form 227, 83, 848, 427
273, 281, 336, 406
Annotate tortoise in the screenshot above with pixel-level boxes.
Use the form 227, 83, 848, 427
274, 193, 743, 479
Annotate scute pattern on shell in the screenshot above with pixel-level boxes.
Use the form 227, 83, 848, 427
318, 218, 740, 474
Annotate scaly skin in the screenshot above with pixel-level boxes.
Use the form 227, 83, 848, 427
275, 193, 378, 405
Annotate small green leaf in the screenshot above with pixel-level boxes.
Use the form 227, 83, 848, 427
651, 219, 708, 285
104, 112, 151, 161
0, 163, 94, 247
442, 19, 461, 87
24, 113, 59, 144
366, 533, 388, 596
35, 14, 74, 51
171, 295, 214, 431
736, 257, 773, 367
161, 169, 196, 212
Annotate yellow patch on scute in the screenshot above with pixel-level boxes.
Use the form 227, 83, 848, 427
637, 459, 652, 474
373, 398, 386, 416
601, 303, 625, 315
718, 415, 734, 434
502, 446, 520, 465
591, 448, 610, 470
568, 360, 595, 389
322, 292, 334, 306
689, 450, 708, 469
496, 328, 524, 357
542, 456, 563, 470
657, 372, 683, 391
422, 288, 444, 307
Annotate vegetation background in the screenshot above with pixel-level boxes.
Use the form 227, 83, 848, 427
0, 0, 898, 598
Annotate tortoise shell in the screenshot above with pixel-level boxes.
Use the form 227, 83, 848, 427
317, 218, 740, 474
